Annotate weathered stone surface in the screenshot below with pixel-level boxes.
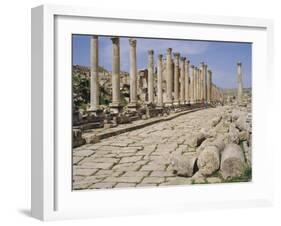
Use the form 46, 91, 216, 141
104, 176, 144, 183
220, 143, 246, 179
115, 183, 136, 188
210, 115, 222, 127
163, 177, 193, 185
73, 168, 98, 176
185, 132, 206, 148
227, 123, 240, 144
197, 145, 220, 176
150, 170, 174, 177
79, 162, 115, 169
170, 153, 197, 177
73, 106, 251, 190
89, 182, 116, 189
141, 177, 165, 184
119, 156, 143, 163
73, 149, 95, 157
140, 164, 166, 171
122, 171, 150, 177
235, 115, 249, 131
206, 177, 222, 183
239, 130, 249, 141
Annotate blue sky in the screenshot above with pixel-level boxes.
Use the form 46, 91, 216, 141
72, 35, 252, 89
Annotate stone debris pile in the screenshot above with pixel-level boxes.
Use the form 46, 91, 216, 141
170, 105, 252, 181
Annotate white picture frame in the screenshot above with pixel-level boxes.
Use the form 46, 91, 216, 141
31, 4, 274, 221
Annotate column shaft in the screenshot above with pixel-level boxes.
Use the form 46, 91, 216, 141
165, 48, 173, 105
110, 37, 121, 111
190, 65, 195, 104
180, 57, 186, 104
185, 60, 190, 103
157, 54, 163, 106
173, 53, 180, 105
148, 49, 154, 103
207, 70, 212, 103
237, 62, 243, 103
90, 36, 99, 111
129, 39, 137, 107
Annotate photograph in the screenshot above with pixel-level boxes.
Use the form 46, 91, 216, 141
72, 35, 252, 190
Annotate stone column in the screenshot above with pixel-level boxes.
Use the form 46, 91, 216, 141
195, 67, 199, 103
200, 62, 203, 102
165, 48, 173, 105
207, 70, 212, 103
157, 54, 163, 107
173, 53, 180, 105
204, 64, 208, 102
148, 49, 154, 104
185, 60, 190, 104
110, 37, 121, 113
90, 35, 100, 111
128, 38, 137, 110
199, 67, 203, 103
190, 65, 195, 104
180, 57, 186, 104
237, 62, 243, 104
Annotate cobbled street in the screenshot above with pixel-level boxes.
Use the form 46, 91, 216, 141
73, 107, 226, 190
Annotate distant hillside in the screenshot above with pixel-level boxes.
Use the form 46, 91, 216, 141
72, 65, 129, 110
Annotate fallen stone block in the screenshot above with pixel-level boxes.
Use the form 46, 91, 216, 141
170, 153, 198, 177
197, 145, 220, 176
220, 143, 246, 179
235, 115, 249, 131
210, 115, 222, 127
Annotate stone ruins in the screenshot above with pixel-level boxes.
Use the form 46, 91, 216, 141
72, 36, 252, 189
73, 36, 224, 145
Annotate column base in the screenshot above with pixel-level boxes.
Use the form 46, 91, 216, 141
87, 108, 103, 116
164, 101, 173, 107
156, 103, 164, 108
110, 102, 123, 114
127, 102, 138, 111
173, 101, 180, 106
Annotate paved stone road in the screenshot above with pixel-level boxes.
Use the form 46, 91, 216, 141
73, 107, 223, 190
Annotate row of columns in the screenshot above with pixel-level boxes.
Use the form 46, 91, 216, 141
90, 36, 223, 112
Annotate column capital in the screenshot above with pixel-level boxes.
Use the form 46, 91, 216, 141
92, 35, 98, 39
237, 61, 242, 66
191, 65, 195, 68
166, 48, 172, 54
180, 57, 186, 61
111, 37, 119, 44
186, 60, 190, 64
129, 38, 137, 47
158, 54, 163, 60
173, 52, 180, 58
148, 49, 154, 55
